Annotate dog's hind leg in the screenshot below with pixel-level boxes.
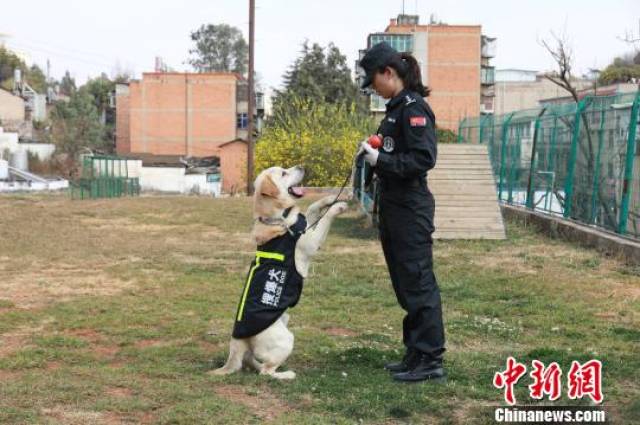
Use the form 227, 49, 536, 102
260, 363, 296, 380
253, 320, 296, 380
209, 338, 248, 375
242, 350, 263, 372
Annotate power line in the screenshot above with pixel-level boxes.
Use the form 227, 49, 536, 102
6, 40, 114, 69
13, 35, 117, 63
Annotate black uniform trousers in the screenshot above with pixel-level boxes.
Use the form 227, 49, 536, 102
378, 177, 445, 360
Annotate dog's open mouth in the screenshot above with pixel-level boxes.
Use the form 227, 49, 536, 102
288, 186, 305, 198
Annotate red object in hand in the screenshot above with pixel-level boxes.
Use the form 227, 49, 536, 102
368, 134, 382, 149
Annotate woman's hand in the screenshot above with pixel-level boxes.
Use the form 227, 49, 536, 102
360, 141, 379, 166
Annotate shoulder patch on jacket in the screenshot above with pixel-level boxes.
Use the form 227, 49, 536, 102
404, 95, 416, 106
410, 116, 427, 127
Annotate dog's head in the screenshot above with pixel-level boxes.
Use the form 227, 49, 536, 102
253, 165, 305, 218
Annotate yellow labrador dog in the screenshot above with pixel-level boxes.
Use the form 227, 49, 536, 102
211, 165, 348, 380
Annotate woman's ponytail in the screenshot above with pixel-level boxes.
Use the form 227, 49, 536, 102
399, 53, 430, 97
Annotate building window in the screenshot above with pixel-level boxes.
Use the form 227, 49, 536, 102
369, 34, 413, 52
481, 66, 495, 85
237, 113, 248, 129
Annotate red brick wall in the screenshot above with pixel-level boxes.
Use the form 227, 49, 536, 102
115, 93, 130, 155
219, 141, 247, 194
384, 24, 482, 131
427, 26, 481, 130
122, 73, 239, 157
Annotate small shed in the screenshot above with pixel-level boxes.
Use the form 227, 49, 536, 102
218, 139, 248, 194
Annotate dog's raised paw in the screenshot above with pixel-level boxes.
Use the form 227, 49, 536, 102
330, 202, 349, 215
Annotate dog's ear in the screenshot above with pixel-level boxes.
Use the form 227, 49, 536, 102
260, 174, 280, 198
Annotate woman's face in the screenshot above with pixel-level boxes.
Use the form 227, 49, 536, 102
371, 67, 400, 99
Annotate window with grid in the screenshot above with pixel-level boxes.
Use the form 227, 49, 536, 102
237, 113, 248, 129
369, 34, 413, 53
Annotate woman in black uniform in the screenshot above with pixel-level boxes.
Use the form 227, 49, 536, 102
358, 42, 445, 382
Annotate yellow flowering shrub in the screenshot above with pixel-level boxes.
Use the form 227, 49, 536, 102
256, 98, 375, 186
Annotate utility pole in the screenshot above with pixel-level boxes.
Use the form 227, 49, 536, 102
247, 0, 256, 195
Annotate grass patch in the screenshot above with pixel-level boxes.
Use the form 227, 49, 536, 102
0, 194, 638, 423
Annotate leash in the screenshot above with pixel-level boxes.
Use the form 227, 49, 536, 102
304, 147, 366, 231
304, 168, 353, 231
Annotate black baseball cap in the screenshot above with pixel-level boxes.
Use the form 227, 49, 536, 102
359, 42, 400, 89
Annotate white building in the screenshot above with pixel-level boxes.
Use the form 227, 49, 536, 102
494, 69, 592, 116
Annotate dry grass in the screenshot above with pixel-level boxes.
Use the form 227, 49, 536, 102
0, 193, 638, 424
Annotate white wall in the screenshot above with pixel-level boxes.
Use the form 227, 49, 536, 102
124, 159, 141, 177
139, 167, 186, 193
0, 128, 55, 162
184, 174, 221, 196
495, 69, 538, 83
0, 128, 19, 157
413, 32, 429, 85
31, 94, 47, 121
137, 166, 220, 195
0, 179, 69, 192
19, 143, 55, 160
80, 158, 221, 195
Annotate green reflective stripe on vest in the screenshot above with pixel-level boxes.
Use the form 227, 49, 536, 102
236, 251, 285, 321
256, 251, 285, 261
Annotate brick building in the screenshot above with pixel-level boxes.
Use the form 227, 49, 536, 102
358, 14, 496, 131
115, 72, 260, 193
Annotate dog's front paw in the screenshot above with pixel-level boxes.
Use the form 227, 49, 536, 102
329, 202, 349, 216
320, 195, 336, 207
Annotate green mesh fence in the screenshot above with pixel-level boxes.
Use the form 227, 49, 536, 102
70, 155, 140, 200
459, 90, 640, 239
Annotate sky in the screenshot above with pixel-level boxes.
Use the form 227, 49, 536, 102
1, 0, 639, 98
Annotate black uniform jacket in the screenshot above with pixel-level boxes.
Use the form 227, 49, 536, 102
374, 89, 437, 184
232, 214, 307, 338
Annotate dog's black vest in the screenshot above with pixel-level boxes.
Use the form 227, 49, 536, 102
232, 213, 307, 339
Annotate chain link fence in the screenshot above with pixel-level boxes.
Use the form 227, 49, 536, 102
458, 91, 640, 238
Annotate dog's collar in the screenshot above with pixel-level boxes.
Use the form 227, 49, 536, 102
256, 207, 296, 233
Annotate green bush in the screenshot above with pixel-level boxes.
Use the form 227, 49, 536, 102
437, 127, 457, 144
256, 97, 375, 186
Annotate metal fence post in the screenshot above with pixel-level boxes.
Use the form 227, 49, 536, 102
489, 116, 497, 166
526, 108, 547, 209
498, 113, 515, 202
508, 125, 520, 204
619, 92, 640, 234
563, 99, 587, 219
590, 109, 606, 224
458, 118, 465, 143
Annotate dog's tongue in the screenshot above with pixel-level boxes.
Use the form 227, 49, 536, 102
290, 186, 304, 197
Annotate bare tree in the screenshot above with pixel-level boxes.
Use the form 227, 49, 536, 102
539, 31, 619, 229
540, 31, 580, 102
618, 18, 640, 52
